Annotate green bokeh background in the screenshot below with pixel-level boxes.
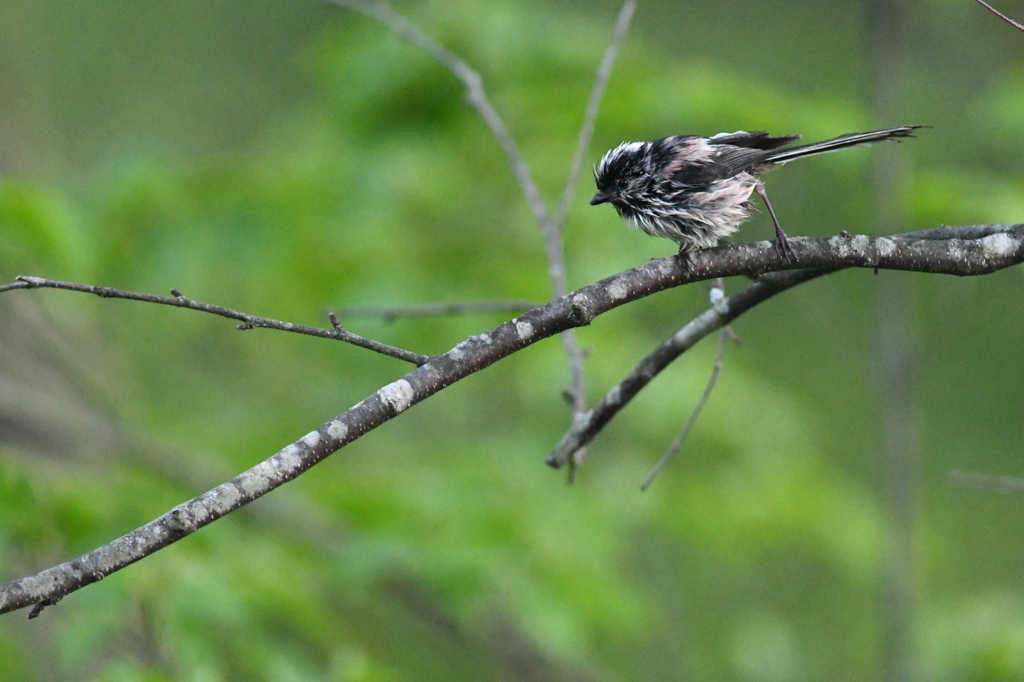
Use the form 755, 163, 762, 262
2, 0, 1024, 679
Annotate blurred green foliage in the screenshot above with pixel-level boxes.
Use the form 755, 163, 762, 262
1, 0, 1024, 680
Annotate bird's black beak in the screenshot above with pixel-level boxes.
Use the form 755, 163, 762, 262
590, 192, 611, 206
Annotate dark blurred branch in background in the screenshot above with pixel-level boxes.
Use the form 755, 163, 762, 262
869, 0, 918, 678
2, 224, 1022, 618
948, 470, 1024, 494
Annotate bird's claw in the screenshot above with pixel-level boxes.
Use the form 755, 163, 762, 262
774, 233, 796, 262
675, 247, 694, 273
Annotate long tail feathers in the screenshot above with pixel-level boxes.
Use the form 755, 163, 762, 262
765, 125, 923, 164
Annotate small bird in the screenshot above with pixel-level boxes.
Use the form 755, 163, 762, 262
591, 126, 921, 260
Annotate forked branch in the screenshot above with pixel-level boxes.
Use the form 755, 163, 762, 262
330, 0, 636, 433
2, 224, 1021, 618
548, 223, 1023, 468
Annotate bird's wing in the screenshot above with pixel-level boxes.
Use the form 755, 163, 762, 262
668, 132, 802, 186
708, 131, 800, 150
669, 144, 772, 186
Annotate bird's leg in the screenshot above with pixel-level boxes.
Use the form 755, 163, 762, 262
675, 244, 694, 272
754, 182, 795, 262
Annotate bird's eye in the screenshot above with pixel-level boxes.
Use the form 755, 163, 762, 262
615, 178, 628, 190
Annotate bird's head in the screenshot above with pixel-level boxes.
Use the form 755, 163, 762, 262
591, 141, 656, 208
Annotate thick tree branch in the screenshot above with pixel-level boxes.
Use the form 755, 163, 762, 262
546, 224, 1024, 468
2, 224, 1022, 617
4, 277, 429, 366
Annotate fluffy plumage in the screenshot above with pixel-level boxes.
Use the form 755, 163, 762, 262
591, 126, 921, 256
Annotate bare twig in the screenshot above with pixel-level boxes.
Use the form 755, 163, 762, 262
5, 277, 430, 366
330, 0, 552, 230
334, 299, 542, 320
553, 0, 636, 231
330, 0, 642, 450
3, 225, 1023, 617
948, 470, 1024, 494
556, 0, 636, 445
546, 268, 829, 468
973, 0, 1024, 32
640, 283, 728, 491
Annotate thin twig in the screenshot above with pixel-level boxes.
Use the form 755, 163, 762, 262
973, 0, 1024, 32
6, 277, 430, 366
640, 328, 727, 490
556, 0, 636, 454
0, 281, 27, 293
334, 299, 542, 320
948, 470, 1024, 495
331, 0, 615, 447
3, 225, 1024, 616
330, 0, 552, 230
553, 0, 636, 231
640, 281, 728, 491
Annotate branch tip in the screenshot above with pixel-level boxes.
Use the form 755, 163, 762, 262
640, 326, 729, 490
973, 0, 1024, 32
28, 595, 62, 620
